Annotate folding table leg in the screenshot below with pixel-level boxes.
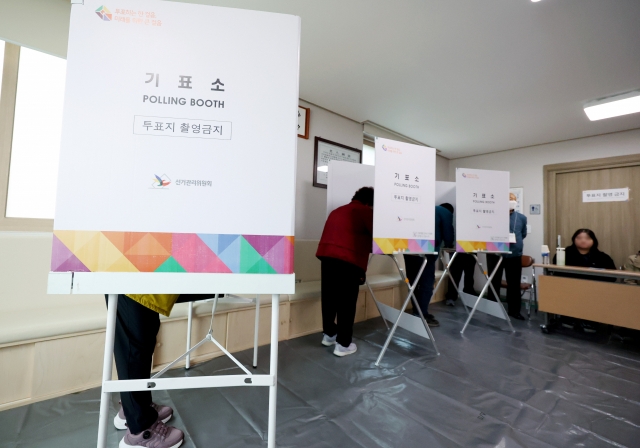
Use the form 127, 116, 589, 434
461, 255, 508, 334
97, 294, 118, 448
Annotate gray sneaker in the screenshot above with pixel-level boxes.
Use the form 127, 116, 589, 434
114, 402, 173, 430
119, 420, 183, 448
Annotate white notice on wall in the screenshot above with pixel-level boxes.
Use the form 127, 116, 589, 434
582, 188, 629, 203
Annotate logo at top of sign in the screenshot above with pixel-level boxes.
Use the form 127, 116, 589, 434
397, 216, 402, 221
151, 174, 171, 189
462, 173, 479, 179
381, 144, 402, 154
95, 5, 113, 21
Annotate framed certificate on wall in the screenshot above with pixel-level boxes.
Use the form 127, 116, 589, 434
313, 137, 362, 188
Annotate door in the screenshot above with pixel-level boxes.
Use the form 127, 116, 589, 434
550, 160, 640, 268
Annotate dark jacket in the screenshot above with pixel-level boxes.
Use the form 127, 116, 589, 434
507, 211, 527, 258
553, 244, 617, 282
435, 205, 455, 251
316, 200, 373, 272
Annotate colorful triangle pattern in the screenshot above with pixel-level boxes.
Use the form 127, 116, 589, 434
456, 241, 509, 253
373, 238, 435, 255
51, 231, 294, 274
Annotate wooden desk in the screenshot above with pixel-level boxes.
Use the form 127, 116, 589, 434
533, 264, 640, 331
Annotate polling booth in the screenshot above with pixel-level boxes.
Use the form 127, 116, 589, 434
47, 1, 300, 446
448, 168, 515, 334
369, 138, 439, 364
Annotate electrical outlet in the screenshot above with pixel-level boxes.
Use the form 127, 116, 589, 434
521, 275, 530, 283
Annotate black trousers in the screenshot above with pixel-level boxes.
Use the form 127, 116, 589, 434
486, 255, 522, 315
106, 293, 217, 434
446, 253, 477, 301
320, 258, 364, 347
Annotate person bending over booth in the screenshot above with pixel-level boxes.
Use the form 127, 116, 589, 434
439, 203, 477, 306
404, 204, 454, 327
316, 187, 374, 357
487, 193, 528, 320
106, 293, 219, 448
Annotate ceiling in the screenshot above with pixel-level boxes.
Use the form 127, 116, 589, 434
2, 0, 640, 158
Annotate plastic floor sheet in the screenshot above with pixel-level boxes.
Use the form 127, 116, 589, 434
1, 302, 640, 448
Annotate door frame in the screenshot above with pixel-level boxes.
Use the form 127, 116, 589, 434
544, 154, 640, 248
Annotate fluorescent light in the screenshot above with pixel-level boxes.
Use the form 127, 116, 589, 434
531, 0, 542, 2
584, 90, 640, 121
317, 166, 328, 172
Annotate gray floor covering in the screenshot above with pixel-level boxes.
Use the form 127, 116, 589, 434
1, 302, 640, 448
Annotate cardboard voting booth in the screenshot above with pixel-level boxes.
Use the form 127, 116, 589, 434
369, 138, 439, 364
453, 168, 514, 334
326, 160, 374, 217
47, 1, 300, 446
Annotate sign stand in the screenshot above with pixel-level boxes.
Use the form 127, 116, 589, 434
185, 294, 261, 370
98, 293, 280, 448
459, 251, 515, 334
368, 253, 440, 366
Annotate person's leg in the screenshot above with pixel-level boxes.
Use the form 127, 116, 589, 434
404, 255, 424, 313
417, 254, 437, 316
446, 253, 464, 302
486, 254, 504, 302
335, 261, 362, 348
461, 254, 477, 294
504, 257, 523, 316
108, 295, 160, 435
320, 258, 339, 338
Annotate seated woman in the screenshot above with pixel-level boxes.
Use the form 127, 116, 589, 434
552, 229, 616, 333
554, 228, 616, 281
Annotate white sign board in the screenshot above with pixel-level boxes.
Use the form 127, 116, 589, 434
373, 138, 436, 254
582, 188, 629, 202
326, 161, 374, 218
436, 181, 456, 208
455, 168, 510, 252
49, 0, 300, 291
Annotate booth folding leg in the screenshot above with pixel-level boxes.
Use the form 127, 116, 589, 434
460, 254, 514, 334
96, 294, 280, 448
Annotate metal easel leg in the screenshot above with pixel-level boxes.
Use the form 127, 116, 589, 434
461, 254, 504, 334
97, 294, 118, 448
375, 256, 428, 366
391, 254, 439, 355
482, 256, 515, 332
185, 301, 193, 370
253, 294, 260, 368
366, 254, 389, 329
267, 294, 279, 448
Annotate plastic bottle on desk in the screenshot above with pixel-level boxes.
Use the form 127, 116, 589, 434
556, 247, 566, 266
541, 245, 550, 264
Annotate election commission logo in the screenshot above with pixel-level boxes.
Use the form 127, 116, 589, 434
151, 174, 171, 189
95, 6, 113, 21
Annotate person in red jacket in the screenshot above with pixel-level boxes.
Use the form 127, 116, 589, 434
316, 187, 374, 357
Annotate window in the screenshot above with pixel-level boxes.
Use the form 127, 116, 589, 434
5, 47, 66, 219
362, 144, 375, 166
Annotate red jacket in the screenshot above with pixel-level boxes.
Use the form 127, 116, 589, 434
316, 200, 373, 271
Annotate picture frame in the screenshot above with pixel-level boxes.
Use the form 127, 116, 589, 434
313, 137, 362, 189
298, 106, 310, 139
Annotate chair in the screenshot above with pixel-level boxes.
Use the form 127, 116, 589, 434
500, 255, 537, 317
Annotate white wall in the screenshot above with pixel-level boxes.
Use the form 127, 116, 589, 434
449, 128, 640, 276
